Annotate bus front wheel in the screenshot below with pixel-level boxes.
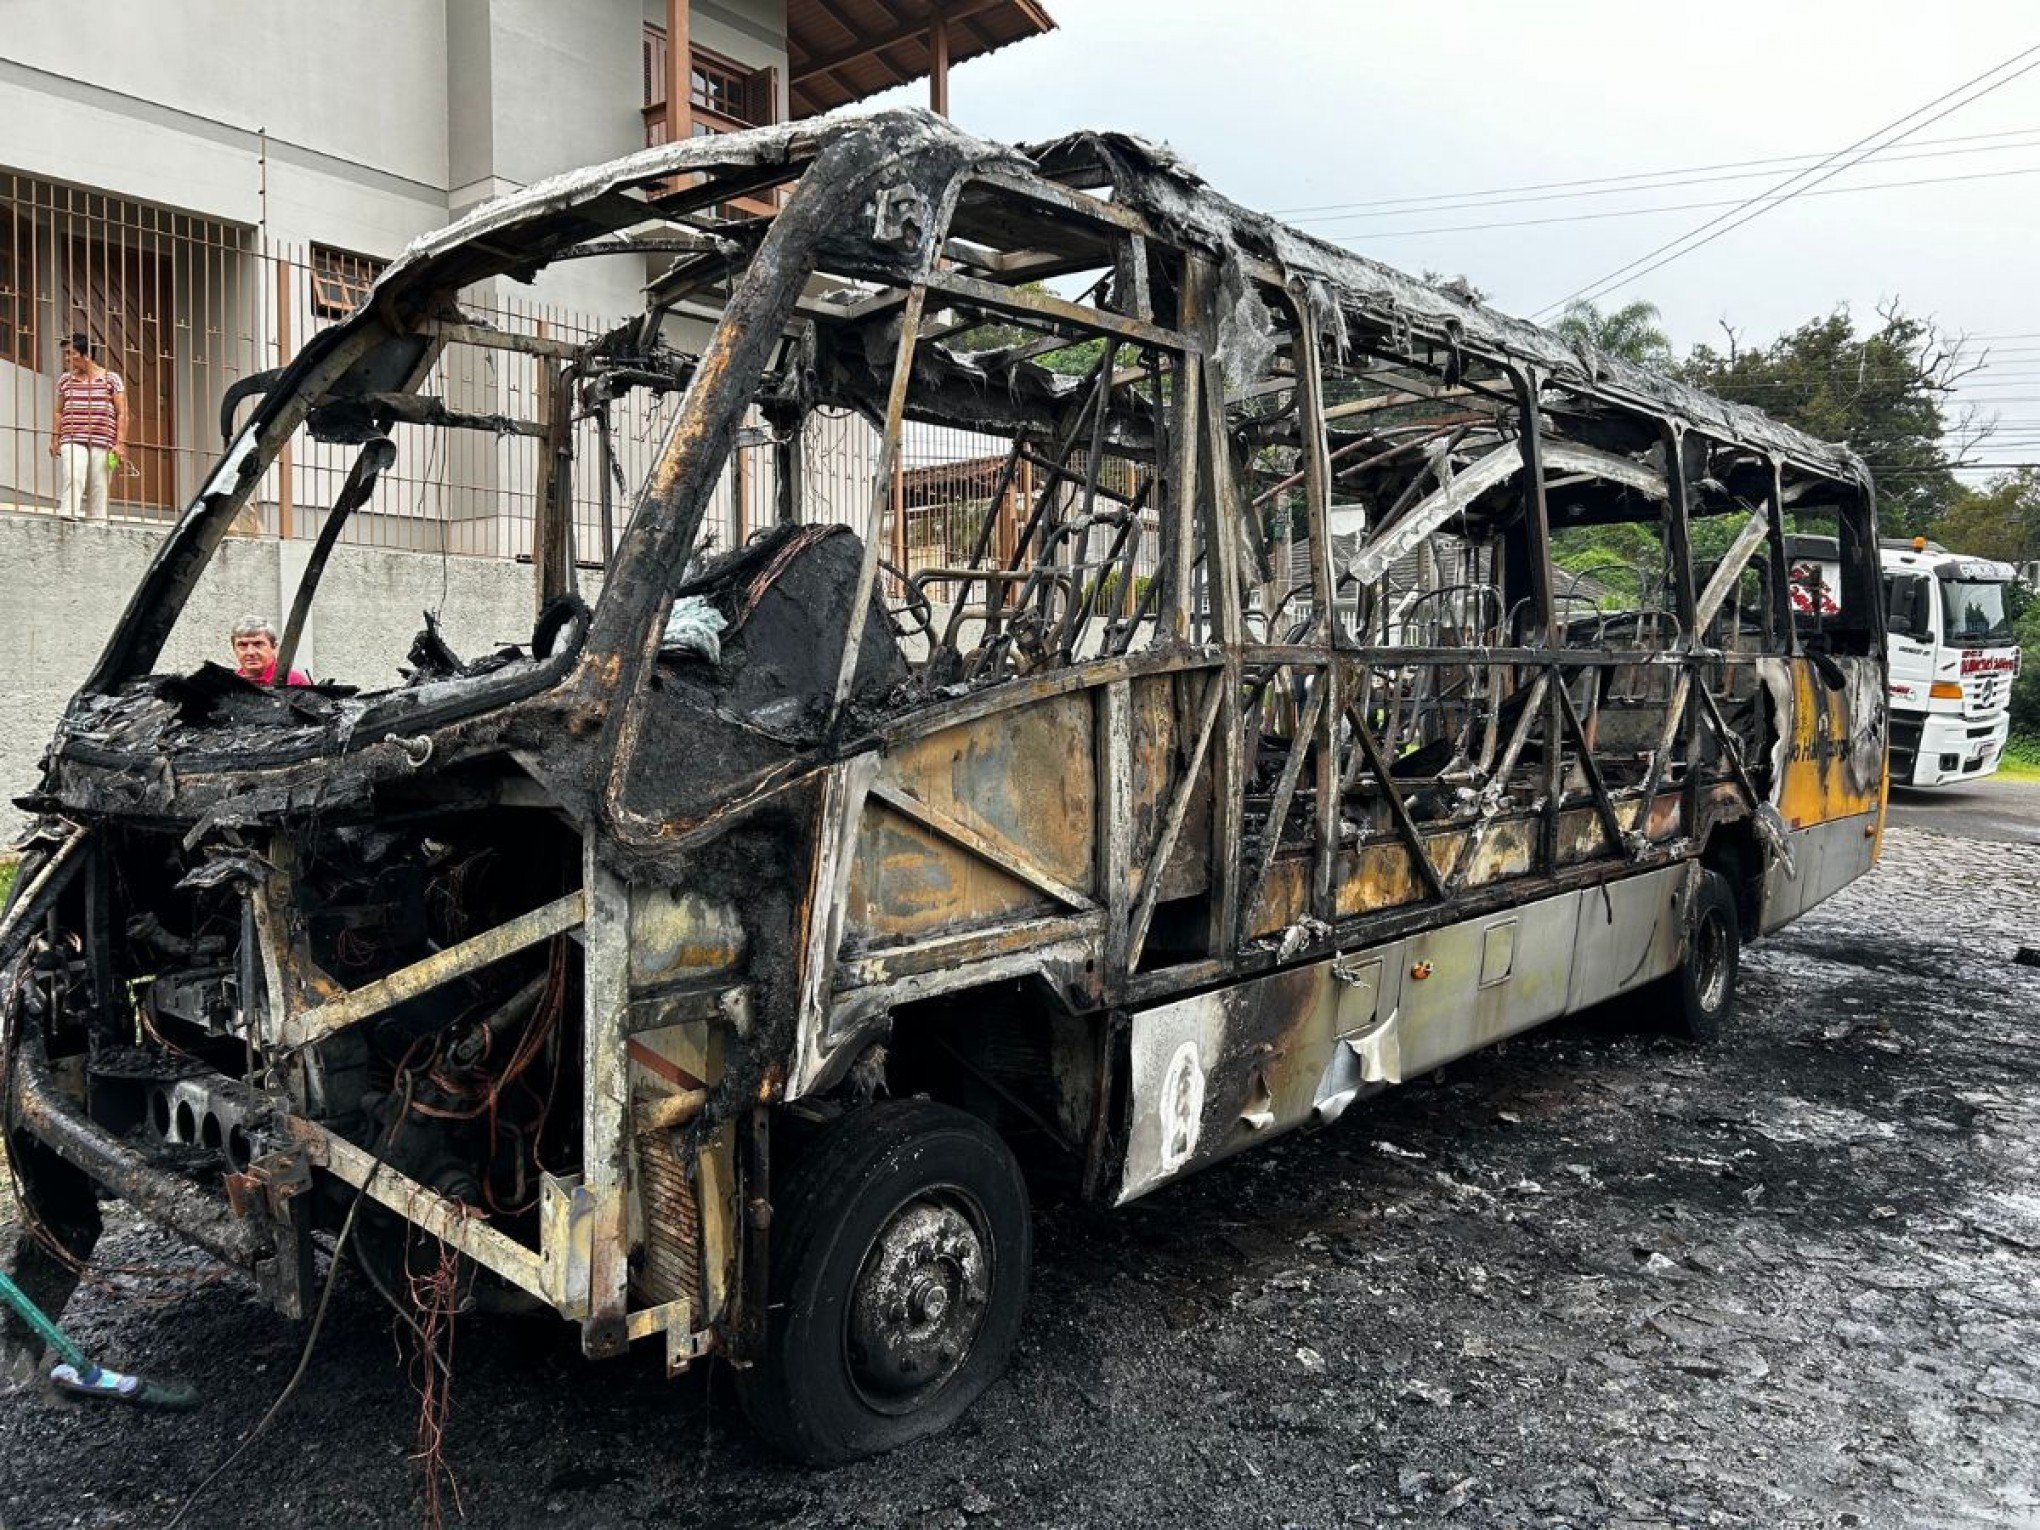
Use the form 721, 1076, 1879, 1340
738, 1099, 1031, 1465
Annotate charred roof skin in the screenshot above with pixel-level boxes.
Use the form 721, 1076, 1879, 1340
1018, 127, 1862, 484
375, 109, 1858, 480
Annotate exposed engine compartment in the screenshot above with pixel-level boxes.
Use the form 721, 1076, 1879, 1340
13, 802, 585, 1308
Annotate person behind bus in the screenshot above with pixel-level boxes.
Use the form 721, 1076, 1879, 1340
231, 616, 310, 687
47, 333, 127, 524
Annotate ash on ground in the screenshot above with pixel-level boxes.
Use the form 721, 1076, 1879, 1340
4, 820, 2037, 1529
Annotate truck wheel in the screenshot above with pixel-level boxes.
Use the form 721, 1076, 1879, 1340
738, 1099, 1031, 1465
1654, 868, 1740, 1044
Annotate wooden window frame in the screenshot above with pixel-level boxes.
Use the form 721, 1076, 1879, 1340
643, 25, 777, 130
690, 47, 746, 122
642, 24, 782, 216
310, 243, 385, 321
643, 21, 671, 110
0, 208, 35, 369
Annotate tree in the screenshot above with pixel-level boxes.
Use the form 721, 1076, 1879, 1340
1552, 298, 1673, 370
1935, 469, 2040, 565
948, 282, 1113, 377
1681, 302, 1979, 537
2011, 590, 2040, 745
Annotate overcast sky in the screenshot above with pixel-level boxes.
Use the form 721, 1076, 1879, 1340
867, 1, 2040, 460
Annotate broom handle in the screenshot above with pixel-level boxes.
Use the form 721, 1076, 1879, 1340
0, 1266, 91, 1373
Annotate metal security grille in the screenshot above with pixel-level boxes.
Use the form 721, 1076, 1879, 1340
0, 169, 996, 575
0, 173, 256, 516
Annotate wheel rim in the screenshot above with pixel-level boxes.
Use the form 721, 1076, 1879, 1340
845, 1189, 992, 1414
1693, 906, 1730, 1013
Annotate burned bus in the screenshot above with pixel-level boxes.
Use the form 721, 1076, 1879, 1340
0, 111, 1885, 1463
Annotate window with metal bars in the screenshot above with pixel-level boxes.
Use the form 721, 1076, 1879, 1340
310, 244, 385, 321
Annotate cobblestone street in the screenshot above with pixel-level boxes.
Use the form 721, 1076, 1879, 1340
4, 814, 2038, 1529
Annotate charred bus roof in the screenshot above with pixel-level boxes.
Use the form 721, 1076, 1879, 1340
38, 107, 1864, 845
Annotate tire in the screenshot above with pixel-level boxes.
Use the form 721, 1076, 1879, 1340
1646, 867, 1740, 1044
738, 1100, 1031, 1465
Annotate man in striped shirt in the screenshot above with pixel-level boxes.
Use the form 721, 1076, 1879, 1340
46, 333, 127, 524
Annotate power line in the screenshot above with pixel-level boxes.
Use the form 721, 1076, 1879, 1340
1286, 130, 2040, 228
1269, 126, 2040, 217
1536, 41, 2040, 318
1873, 461, 2040, 472
1689, 377, 2040, 394
1686, 369, 2040, 388
1326, 162, 2040, 242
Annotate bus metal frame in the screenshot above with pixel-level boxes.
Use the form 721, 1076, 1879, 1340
2, 110, 1887, 1429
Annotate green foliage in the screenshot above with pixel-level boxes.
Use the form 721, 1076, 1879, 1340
1936, 469, 2040, 565
1552, 298, 1673, 370
1681, 305, 1970, 536
1040, 338, 1116, 377
2007, 581, 2040, 746
1087, 568, 1153, 613
946, 283, 1117, 379
1550, 522, 1664, 608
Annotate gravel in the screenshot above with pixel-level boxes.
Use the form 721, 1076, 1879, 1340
4, 819, 2038, 1529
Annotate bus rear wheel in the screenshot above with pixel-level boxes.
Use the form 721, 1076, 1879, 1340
1650, 867, 1740, 1044
738, 1099, 1031, 1465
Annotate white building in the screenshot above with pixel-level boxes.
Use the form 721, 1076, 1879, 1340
0, 0, 1053, 531
0, 1, 1053, 836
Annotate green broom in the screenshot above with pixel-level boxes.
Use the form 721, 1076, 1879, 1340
0, 1265, 198, 1409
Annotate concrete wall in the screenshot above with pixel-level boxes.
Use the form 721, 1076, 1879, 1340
448, 0, 648, 317
0, 512, 560, 840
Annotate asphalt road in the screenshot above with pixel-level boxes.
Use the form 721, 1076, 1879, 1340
4, 808, 2039, 1529
1887, 770, 2040, 845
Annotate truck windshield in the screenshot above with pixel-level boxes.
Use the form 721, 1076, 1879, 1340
1940, 579, 2014, 643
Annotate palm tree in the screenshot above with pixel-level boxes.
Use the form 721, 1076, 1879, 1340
1553, 298, 1673, 370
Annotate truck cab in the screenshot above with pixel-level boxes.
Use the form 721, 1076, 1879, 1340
1878, 539, 2020, 787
